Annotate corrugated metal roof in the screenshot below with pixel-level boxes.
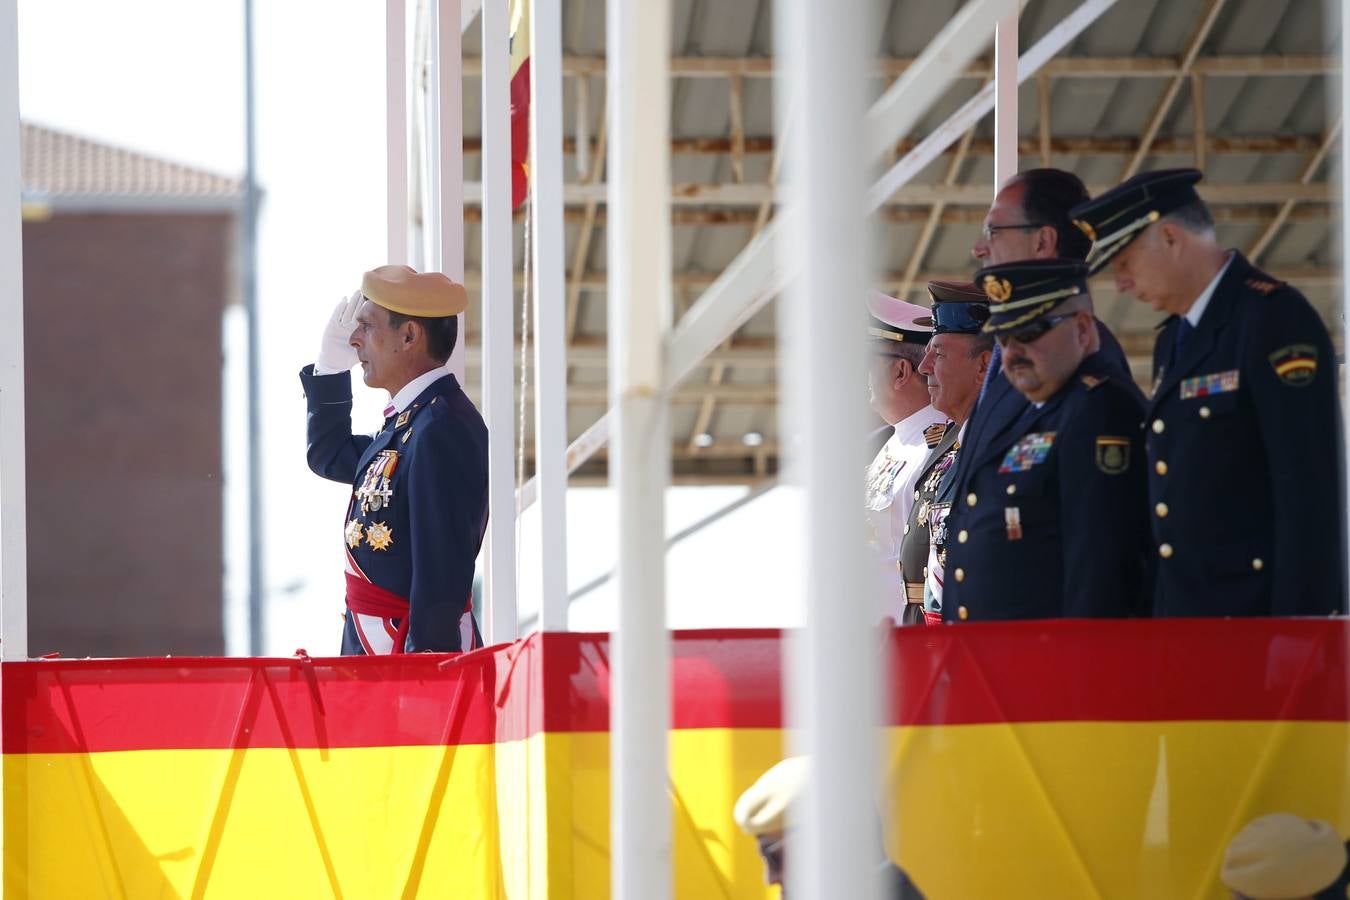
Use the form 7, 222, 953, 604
454, 0, 1341, 483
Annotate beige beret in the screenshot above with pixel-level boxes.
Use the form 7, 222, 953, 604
361, 265, 468, 317
1221, 814, 1346, 899
733, 757, 808, 837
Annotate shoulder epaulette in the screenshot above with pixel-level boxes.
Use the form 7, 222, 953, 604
922, 421, 946, 448
1245, 277, 1284, 296
1080, 374, 1108, 391
394, 397, 437, 431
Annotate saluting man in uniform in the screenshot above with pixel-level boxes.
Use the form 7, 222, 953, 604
941, 259, 1150, 622
909, 282, 993, 620
1071, 169, 1346, 617
301, 265, 489, 654
864, 292, 946, 625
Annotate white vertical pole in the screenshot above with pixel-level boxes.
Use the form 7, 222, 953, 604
438, 0, 466, 381
994, 10, 1020, 191
481, 0, 518, 642
387, 0, 410, 264
530, 0, 569, 631
426, 0, 443, 274
608, 0, 672, 896
778, 0, 877, 899
0, 0, 28, 663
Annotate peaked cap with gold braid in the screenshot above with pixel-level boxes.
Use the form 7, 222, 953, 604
975, 258, 1090, 335
1068, 168, 1205, 275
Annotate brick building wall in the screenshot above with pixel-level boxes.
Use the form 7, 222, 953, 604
21, 212, 233, 656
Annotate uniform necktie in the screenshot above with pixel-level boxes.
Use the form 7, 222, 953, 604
1172, 318, 1194, 366
976, 343, 1001, 406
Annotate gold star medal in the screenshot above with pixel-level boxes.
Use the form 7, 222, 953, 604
365, 521, 394, 551
344, 518, 364, 548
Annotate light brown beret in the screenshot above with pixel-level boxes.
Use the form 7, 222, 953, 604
361, 265, 468, 317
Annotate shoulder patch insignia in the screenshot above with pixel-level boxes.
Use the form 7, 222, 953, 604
1080, 374, 1107, 390
1095, 436, 1130, 475
923, 422, 947, 448
1268, 344, 1318, 386
1245, 277, 1282, 296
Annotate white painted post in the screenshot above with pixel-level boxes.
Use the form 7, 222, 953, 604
387, 0, 410, 264
530, 0, 569, 631
0, 0, 27, 663
480, 0, 518, 643
777, 0, 877, 898
437, 0, 467, 381
608, 0, 672, 895
994, 10, 1020, 191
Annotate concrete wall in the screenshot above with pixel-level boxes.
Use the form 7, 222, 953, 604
21, 211, 232, 657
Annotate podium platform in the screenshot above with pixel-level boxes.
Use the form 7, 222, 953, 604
4, 619, 1346, 898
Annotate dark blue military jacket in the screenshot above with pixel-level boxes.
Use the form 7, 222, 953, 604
950, 319, 1131, 502
301, 366, 489, 653
1146, 252, 1345, 617
941, 352, 1150, 621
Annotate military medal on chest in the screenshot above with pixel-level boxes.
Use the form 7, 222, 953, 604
865, 450, 905, 508
355, 450, 400, 515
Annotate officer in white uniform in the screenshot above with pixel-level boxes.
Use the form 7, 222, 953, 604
865, 292, 946, 623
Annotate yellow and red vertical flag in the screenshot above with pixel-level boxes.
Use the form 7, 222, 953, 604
508, 0, 531, 209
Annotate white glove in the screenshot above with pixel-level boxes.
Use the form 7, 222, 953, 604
315, 290, 362, 374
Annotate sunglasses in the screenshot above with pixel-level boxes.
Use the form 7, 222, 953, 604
995, 312, 1079, 347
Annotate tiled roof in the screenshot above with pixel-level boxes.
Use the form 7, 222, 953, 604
21, 122, 242, 199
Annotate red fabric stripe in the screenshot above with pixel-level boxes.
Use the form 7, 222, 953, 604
345, 572, 410, 619
4, 620, 1348, 754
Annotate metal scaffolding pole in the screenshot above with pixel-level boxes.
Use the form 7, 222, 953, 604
387, 0, 410, 264
511, 0, 1028, 511
777, 0, 877, 895
243, 0, 265, 656
531, 0, 570, 631
607, 0, 672, 895
994, 9, 1020, 190
480, 0, 517, 642
435, 0, 466, 380
0, 0, 27, 664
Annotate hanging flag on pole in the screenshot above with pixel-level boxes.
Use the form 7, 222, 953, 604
509, 0, 531, 209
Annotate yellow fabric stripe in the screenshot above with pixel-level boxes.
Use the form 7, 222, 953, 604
1275, 358, 1317, 375
8, 722, 1349, 899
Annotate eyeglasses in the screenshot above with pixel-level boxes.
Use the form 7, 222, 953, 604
980, 222, 1046, 242
995, 312, 1078, 347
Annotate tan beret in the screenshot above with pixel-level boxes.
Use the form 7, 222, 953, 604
733, 757, 808, 837
361, 265, 468, 317
1221, 814, 1347, 899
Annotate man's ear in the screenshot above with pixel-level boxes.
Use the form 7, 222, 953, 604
1035, 224, 1058, 257
891, 357, 911, 387
1159, 221, 1185, 255
400, 320, 420, 348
